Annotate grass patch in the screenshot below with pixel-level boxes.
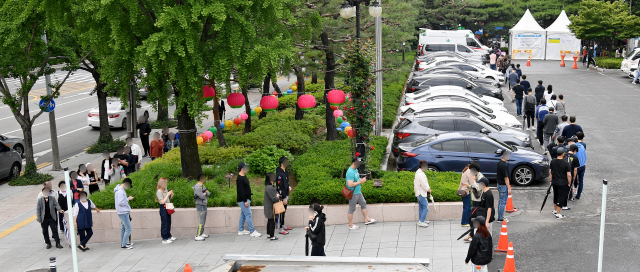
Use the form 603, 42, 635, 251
9, 163, 54, 186
150, 119, 178, 129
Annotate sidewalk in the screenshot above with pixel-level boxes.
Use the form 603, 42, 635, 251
1, 220, 471, 272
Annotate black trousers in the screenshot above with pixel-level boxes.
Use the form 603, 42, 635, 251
58, 213, 65, 232
159, 205, 172, 240
78, 228, 93, 246
141, 136, 150, 156
537, 121, 544, 145
41, 217, 60, 245
267, 218, 276, 238
524, 110, 535, 128
278, 204, 287, 229
311, 245, 326, 256
587, 57, 596, 68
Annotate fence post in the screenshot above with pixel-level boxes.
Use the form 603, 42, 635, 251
597, 179, 608, 272
49, 257, 56, 272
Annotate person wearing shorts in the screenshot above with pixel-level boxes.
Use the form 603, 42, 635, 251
550, 147, 571, 219
346, 157, 376, 230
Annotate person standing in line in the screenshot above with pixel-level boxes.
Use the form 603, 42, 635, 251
114, 178, 134, 249
489, 51, 497, 70
122, 146, 136, 175
523, 88, 537, 130
150, 132, 165, 161
414, 160, 432, 228
236, 162, 262, 237
86, 163, 100, 194
156, 177, 175, 244
552, 116, 569, 143
497, 55, 506, 76
57, 181, 68, 233
548, 136, 565, 160
576, 131, 586, 150
535, 99, 549, 145
505, 64, 514, 83
508, 68, 518, 92
263, 172, 280, 241
561, 116, 583, 139
515, 64, 522, 78
193, 173, 210, 241
496, 150, 511, 223
109, 157, 125, 184
544, 85, 554, 102
572, 139, 587, 200
125, 137, 143, 172
275, 156, 292, 235
476, 177, 495, 234
165, 132, 179, 152
346, 157, 377, 230
100, 150, 111, 185
136, 116, 151, 157
37, 188, 64, 249
566, 145, 580, 204
458, 162, 480, 228
69, 171, 84, 205
37, 181, 53, 199
542, 107, 559, 152
520, 75, 531, 91
549, 147, 571, 219
510, 79, 525, 116
219, 100, 226, 120
77, 164, 91, 194
582, 46, 587, 65
534, 80, 545, 105
306, 203, 327, 256
73, 191, 100, 251
161, 127, 170, 154
464, 216, 493, 272
555, 94, 566, 121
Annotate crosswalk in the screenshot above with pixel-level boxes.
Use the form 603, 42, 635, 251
3, 70, 96, 88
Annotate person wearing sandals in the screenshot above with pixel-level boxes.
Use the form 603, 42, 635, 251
414, 160, 431, 228
346, 157, 376, 230
73, 191, 100, 251
306, 203, 326, 256
263, 172, 280, 241
156, 177, 175, 244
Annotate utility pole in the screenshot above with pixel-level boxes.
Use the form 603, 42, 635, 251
374, 0, 383, 136
127, 79, 138, 138
42, 33, 62, 171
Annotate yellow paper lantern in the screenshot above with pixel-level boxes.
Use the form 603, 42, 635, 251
197, 136, 203, 145
224, 120, 233, 128
255, 106, 263, 114
291, 85, 297, 91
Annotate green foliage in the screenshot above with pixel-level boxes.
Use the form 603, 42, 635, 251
86, 136, 126, 154
209, 182, 264, 207
594, 57, 622, 69
8, 163, 53, 186
152, 144, 251, 166
381, 54, 413, 128
149, 119, 178, 129
569, 0, 640, 40
343, 40, 377, 146
245, 145, 293, 175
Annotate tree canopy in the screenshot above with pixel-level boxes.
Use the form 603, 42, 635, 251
568, 0, 640, 41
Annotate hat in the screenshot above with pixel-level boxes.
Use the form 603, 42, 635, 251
556, 146, 567, 154
500, 149, 510, 156
352, 157, 363, 163
238, 162, 248, 172
471, 216, 486, 225
548, 107, 555, 112
122, 178, 133, 188
478, 177, 490, 187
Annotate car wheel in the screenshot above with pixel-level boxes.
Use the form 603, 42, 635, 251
122, 118, 127, 129
91, 126, 99, 130
13, 144, 23, 156
144, 110, 149, 119
10, 162, 21, 178
512, 165, 534, 186
427, 165, 440, 172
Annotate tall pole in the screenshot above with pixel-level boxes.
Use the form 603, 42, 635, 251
353, 1, 366, 175
41, 33, 62, 171
597, 179, 609, 272
64, 169, 79, 272
374, 0, 382, 136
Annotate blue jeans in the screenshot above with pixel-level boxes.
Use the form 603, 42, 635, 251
238, 200, 255, 233
634, 70, 640, 83
118, 213, 132, 247
515, 98, 523, 116
159, 205, 172, 240
490, 64, 496, 70
417, 195, 429, 223
461, 194, 471, 225
576, 166, 586, 199
497, 184, 508, 220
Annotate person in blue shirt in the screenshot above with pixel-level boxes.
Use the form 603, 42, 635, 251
345, 157, 376, 230
535, 99, 549, 146
520, 75, 531, 92
571, 139, 587, 200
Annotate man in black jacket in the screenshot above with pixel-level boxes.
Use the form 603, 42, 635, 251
534, 80, 545, 105
236, 162, 261, 237
276, 156, 292, 235
136, 116, 151, 157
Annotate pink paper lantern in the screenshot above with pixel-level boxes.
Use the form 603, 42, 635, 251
327, 89, 346, 106
240, 113, 248, 120
260, 95, 279, 112
202, 85, 216, 98
204, 130, 213, 139
333, 109, 343, 118
227, 93, 245, 108
297, 94, 316, 111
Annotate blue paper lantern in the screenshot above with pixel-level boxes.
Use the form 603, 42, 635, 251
340, 122, 350, 131
175, 133, 179, 140
287, 89, 293, 94
220, 123, 225, 129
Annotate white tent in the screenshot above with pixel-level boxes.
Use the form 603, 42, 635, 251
545, 10, 582, 60
509, 9, 546, 60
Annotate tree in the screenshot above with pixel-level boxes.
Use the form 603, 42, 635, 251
568, 0, 640, 44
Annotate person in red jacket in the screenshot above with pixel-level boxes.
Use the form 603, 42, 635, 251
149, 132, 165, 160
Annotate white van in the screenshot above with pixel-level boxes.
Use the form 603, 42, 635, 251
418, 29, 490, 52
621, 48, 640, 77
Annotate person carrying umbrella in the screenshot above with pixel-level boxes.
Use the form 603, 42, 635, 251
549, 146, 571, 219
464, 216, 493, 272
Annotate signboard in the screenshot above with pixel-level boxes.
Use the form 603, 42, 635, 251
548, 38, 561, 44
39, 99, 55, 112
516, 34, 543, 48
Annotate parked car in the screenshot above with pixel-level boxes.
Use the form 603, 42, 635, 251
407, 75, 503, 100
391, 112, 531, 157
404, 92, 508, 113
421, 61, 504, 84
396, 132, 548, 185
413, 67, 499, 86
0, 134, 24, 156
405, 86, 504, 107
621, 48, 640, 77
419, 43, 487, 60
87, 100, 149, 130
416, 51, 484, 65
399, 101, 522, 129
418, 29, 490, 52
0, 141, 22, 180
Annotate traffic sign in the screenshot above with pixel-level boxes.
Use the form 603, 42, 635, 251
39, 99, 55, 112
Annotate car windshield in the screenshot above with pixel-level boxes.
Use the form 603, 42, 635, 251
476, 117, 501, 131
487, 136, 514, 152
470, 104, 496, 119
625, 50, 636, 59
411, 135, 436, 147
464, 93, 488, 104
395, 119, 412, 130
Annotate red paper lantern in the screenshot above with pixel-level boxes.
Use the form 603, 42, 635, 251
240, 113, 248, 120
327, 89, 346, 106
227, 93, 245, 108
260, 95, 279, 112
297, 94, 316, 111
346, 127, 355, 138
234, 117, 242, 127
202, 85, 216, 98
330, 105, 338, 110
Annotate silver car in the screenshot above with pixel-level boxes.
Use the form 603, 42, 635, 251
0, 141, 22, 179
0, 134, 25, 156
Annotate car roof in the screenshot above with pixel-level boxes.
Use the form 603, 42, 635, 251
407, 112, 472, 121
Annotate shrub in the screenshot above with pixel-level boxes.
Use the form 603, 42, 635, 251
150, 119, 178, 129
245, 145, 293, 175
595, 57, 622, 69
382, 62, 412, 128
86, 136, 126, 154
151, 144, 251, 166
9, 163, 53, 186
277, 94, 297, 110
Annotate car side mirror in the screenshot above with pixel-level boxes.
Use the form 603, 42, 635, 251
495, 149, 502, 155
480, 128, 490, 134
473, 68, 478, 71
466, 84, 472, 89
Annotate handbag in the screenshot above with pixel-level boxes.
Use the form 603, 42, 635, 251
165, 203, 175, 215
273, 201, 285, 215
457, 189, 468, 198
341, 185, 354, 200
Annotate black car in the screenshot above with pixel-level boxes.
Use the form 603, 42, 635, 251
392, 112, 531, 157
406, 75, 503, 100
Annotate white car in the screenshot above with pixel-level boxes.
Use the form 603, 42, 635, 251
87, 100, 149, 129
420, 61, 504, 84
399, 101, 522, 129
417, 57, 480, 71
621, 48, 640, 77
405, 86, 504, 107
405, 92, 508, 114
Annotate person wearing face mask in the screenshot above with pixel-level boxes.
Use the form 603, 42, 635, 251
122, 146, 136, 175
37, 181, 53, 199
346, 157, 376, 230
109, 157, 125, 183
125, 137, 142, 172
156, 177, 175, 244
306, 203, 326, 256
114, 178, 135, 249
69, 171, 84, 205
193, 173, 210, 241
236, 162, 262, 237
459, 161, 480, 228
263, 172, 281, 241
77, 164, 91, 194
86, 163, 100, 194
73, 191, 100, 251
36, 188, 64, 249
496, 150, 511, 223
165, 132, 180, 152
275, 156, 292, 234
100, 150, 112, 185
464, 216, 493, 272
57, 181, 68, 233
414, 160, 432, 228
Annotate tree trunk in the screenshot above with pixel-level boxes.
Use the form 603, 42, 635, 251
175, 92, 202, 180
17, 88, 36, 171
271, 75, 282, 97
311, 72, 318, 84
157, 98, 169, 122
95, 83, 112, 141
293, 67, 306, 120
259, 73, 271, 119
242, 86, 252, 134
212, 95, 227, 147
321, 32, 338, 141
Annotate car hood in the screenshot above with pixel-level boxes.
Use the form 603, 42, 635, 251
498, 126, 529, 138
490, 113, 522, 129
481, 97, 503, 106
512, 146, 545, 158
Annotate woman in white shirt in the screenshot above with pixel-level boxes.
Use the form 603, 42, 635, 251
544, 85, 554, 102
77, 164, 91, 194
413, 160, 431, 228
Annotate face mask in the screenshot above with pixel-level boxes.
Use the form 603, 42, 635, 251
60, 186, 66, 191
504, 154, 510, 160
80, 198, 87, 202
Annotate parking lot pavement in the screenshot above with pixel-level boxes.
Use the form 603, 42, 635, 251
2, 220, 472, 272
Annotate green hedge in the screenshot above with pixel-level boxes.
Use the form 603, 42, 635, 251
382, 56, 413, 128
156, 144, 251, 166
595, 57, 622, 69
245, 145, 293, 175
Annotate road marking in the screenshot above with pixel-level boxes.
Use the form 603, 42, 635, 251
0, 107, 95, 134
0, 93, 94, 122
0, 215, 37, 239
32, 126, 90, 146
83, 147, 90, 151
36, 162, 52, 169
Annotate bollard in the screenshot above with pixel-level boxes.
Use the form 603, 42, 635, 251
573, 54, 578, 69
597, 179, 608, 272
560, 52, 566, 67
49, 257, 56, 272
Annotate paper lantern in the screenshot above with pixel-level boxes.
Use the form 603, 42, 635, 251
234, 117, 242, 127
224, 120, 233, 128
287, 89, 293, 94
255, 106, 263, 114
327, 89, 346, 106
202, 85, 216, 98
330, 105, 338, 110
346, 127, 355, 138
227, 93, 245, 108
220, 123, 225, 130
297, 94, 316, 111
340, 122, 351, 131
333, 109, 343, 118
251, 109, 256, 116
197, 137, 203, 145
291, 85, 297, 91
240, 113, 248, 120
201, 134, 209, 142
204, 131, 213, 139
336, 116, 344, 123
208, 126, 216, 134
260, 96, 278, 112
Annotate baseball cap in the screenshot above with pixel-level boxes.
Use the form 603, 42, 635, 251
471, 216, 486, 225
478, 177, 490, 187
122, 178, 133, 188
352, 157, 363, 163
238, 162, 248, 171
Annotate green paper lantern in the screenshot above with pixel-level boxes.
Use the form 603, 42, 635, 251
336, 116, 344, 123
208, 126, 217, 134
251, 109, 256, 116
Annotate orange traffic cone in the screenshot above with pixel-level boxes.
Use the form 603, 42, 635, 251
573, 54, 578, 69
502, 242, 518, 272
495, 220, 509, 253
184, 263, 193, 272
560, 54, 566, 67
526, 56, 531, 66
505, 194, 518, 213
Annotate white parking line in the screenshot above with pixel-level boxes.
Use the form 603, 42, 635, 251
0, 107, 95, 135
32, 126, 91, 146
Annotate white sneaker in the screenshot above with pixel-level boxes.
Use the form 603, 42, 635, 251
633, 81, 637, 84
250, 231, 262, 237
562, 207, 571, 210
238, 230, 250, 236
126, 242, 134, 246
201, 234, 209, 238
418, 222, 429, 228
552, 210, 557, 215
555, 214, 566, 219
162, 240, 172, 244
170, 237, 177, 241
195, 236, 205, 241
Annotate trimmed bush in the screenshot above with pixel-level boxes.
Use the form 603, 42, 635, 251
9, 163, 53, 186
150, 119, 178, 129
595, 57, 622, 69
86, 136, 126, 154
152, 144, 251, 166
245, 145, 293, 175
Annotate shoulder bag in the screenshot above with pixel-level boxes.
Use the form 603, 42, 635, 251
165, 203, 175, 215
273, 201, 285, 215
341, 185, 354, 200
